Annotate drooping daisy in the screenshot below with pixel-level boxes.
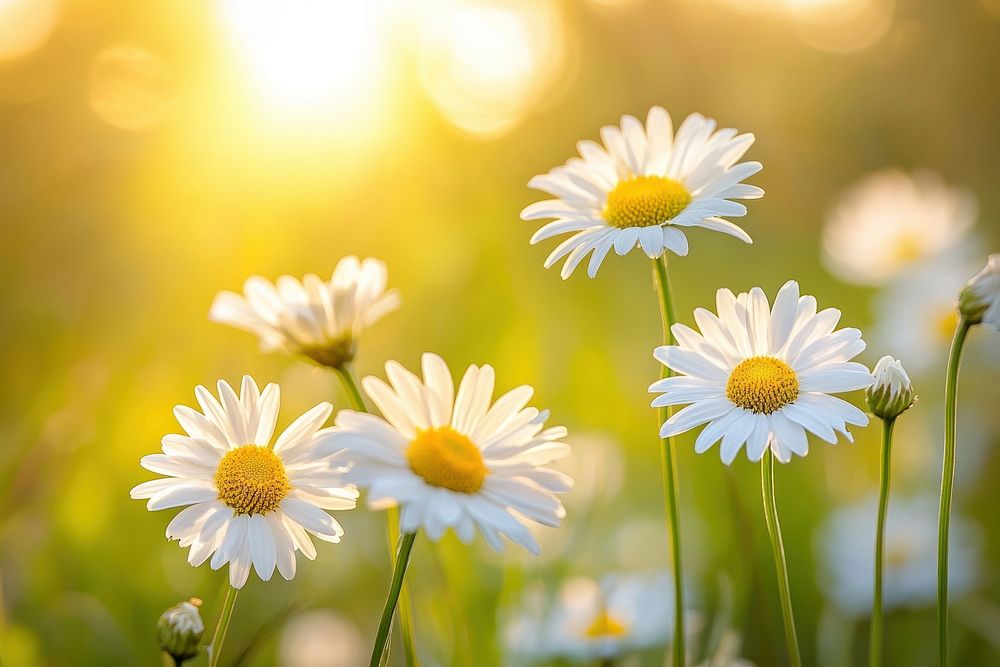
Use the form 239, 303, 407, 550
521, 106, 763, 278
651, 280, 874, 464
959, 253, 1000, 329
503, 572, 675, 663
321, 353, 571, 554
822, 169, 976, 285
209, 256, 400, 369
130, 377, 358, 589
816, 495, 979, 616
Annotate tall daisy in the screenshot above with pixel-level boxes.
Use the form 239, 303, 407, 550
651, 280, 874, 464
131, 377, 358, 665
320, 353, 571, 665
521, 106, 763, 279
651, 280, 873, 667
209, 256, 399, 370
822, 169, 975, 286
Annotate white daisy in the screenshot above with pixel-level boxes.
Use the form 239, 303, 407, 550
504, 572, 674, 663
960, 253, 1000, 329
521, 106, 763, 278
866, 355, 914, 421
822, 169, 976, 285
816, 494, 979, 616
650, 281, 874, 464
209, 256, 400, 368
130, 376, 358, 589
320, 353, 572, 554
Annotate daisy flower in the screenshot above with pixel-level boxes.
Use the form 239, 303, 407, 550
822, 169, 976, 285
816, 495, 979, 616
209, 256, 400, 368
650, 280, 874, 464
321, 353, 571, 554
130, 376, 358, 589
521, 106, 763, 278
959, 253, 1000, 328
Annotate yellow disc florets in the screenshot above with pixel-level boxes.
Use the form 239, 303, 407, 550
602, 175, 692, 229
726, 356, 799, 414
584, 610, 629, 639
406, 426, 487, 494
215, 445, 290, 515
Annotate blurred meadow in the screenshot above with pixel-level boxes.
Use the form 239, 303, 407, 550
1, 0, 999, 665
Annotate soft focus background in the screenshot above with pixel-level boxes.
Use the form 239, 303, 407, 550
1, 0, 998, 665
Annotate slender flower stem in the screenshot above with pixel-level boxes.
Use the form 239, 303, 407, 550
334, 364, 419, 667
870, 417, 896, 667
371, 532, 418, 667
761, 450, 802, 667
652, 255, 685, 667
207, 586, 238, 667
937, 318, 971, 667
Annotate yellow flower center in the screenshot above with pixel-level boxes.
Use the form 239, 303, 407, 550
602, 175, 692, 229
406, 426, 487, 494
892, 233, 923, 264
584, 610, 628, 638
726, 356, 799, 414
215, 445, 290, 515
936, 308, 958, 342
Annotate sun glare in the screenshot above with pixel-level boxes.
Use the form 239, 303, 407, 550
0, 0, 59, 61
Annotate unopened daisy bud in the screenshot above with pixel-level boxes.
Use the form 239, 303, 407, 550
157, 599, 204, 663
958, 254, 1000, 328
867, 356, 914, 421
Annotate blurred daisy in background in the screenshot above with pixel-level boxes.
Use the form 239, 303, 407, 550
651, 280, 873, 464
821, 169, 976, 286
503, 571, 675, 664
816, 494, 980, 616
323, 353, 571, 554
695, 629, 756, 667
130, 376, 358, 588
209, 256, 399, 369
521, 106, 763, 278
278, 609, 365, 667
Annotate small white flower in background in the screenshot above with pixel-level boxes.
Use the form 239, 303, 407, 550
867, 355, 914, 421
816, 494, 980, 616
322, 353, 571, 554
131, 377, 358, 589
521, 106, 763, 278
278, 609, 365, 667
209, 256, 400, 368
959, 253, 1000, 328
822, 169, 976, 285
651, 280, 873, 464
503, 572, 675, 663
694, 630, 756, 667
157, 599, 204, 663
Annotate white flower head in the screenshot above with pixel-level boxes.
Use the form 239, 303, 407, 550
131, 377, 359, 589
867, 355, 914, 420
504, 572, 674, 663
651, 281, 874, 464
209, 256, 400, 368
959, 253, 1000, 328
521, 106, 763, 278
157, 599, 204, 662
817, 495, 979, 616
822, 169, 976, 285
323, 353, 572, 554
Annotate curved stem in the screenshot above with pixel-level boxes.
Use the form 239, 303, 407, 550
370, 532, 418, 667
652, 256, 685, 666
938, 318, 971, 666
870, 418, 896, 667
207, 586, 238, 667
761, 451, 801, 667
334, 364, 419, 667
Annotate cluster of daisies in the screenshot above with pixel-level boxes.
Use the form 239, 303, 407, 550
138, 105, 998, 667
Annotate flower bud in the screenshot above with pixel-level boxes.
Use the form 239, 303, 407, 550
958, 254, 1000, 328
158, 598, 204, 663
867, 356, 915, 420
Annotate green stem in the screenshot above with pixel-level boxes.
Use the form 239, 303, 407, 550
938, 318, 971, 667
335, 364, 419, 667
652, 255, 685, 667
761, 450, 801, 667
370, 532, 418, 667
207, 586, 238, 667
870, 418, 896, 667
